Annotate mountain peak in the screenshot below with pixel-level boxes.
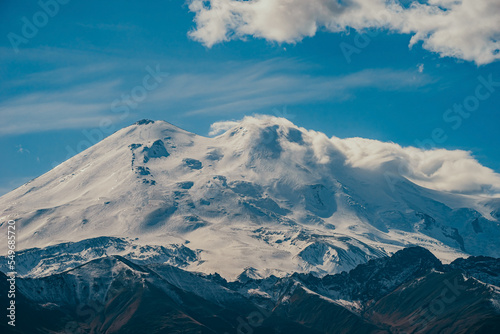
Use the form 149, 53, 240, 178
213, 116, 312, 162
2, 117, 500, 279
134, 119, 156, 125
219, 115, 303, 139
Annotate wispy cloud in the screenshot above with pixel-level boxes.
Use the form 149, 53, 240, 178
149, 60, 431, 115
7, 63, 119, 88
209, 120, 240, 136
0, 80, 123, 135
0, 50, 431, 135
0, 48, 143, 135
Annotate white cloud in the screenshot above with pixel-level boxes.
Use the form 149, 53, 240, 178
209, 120, 240, 135
211, 115, 500, 195
334, 136, 500, 194
188, 0, 500, 65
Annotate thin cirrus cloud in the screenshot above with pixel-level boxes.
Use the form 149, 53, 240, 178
0, 79, 123, 135
148, 61, 430, 115
188, 0, 500, 65
0, 53, 428, 135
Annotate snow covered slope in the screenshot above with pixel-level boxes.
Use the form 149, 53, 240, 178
1, 117, 499, 279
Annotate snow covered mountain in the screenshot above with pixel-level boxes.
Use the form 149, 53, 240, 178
1, 116, 500, 279
4, 247, 500, 333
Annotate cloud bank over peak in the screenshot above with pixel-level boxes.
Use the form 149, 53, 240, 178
210, 115, 500, 195
335, 136, 500, 194
188, 0, 500, 65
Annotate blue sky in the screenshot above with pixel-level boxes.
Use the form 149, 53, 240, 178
1, 0, 499, 195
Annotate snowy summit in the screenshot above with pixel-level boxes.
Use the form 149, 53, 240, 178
1, 116, 500, 279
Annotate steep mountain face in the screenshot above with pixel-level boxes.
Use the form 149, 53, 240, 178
367, 271, 500, 333
6, 247, 500, 334
1, 117, 500, 279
